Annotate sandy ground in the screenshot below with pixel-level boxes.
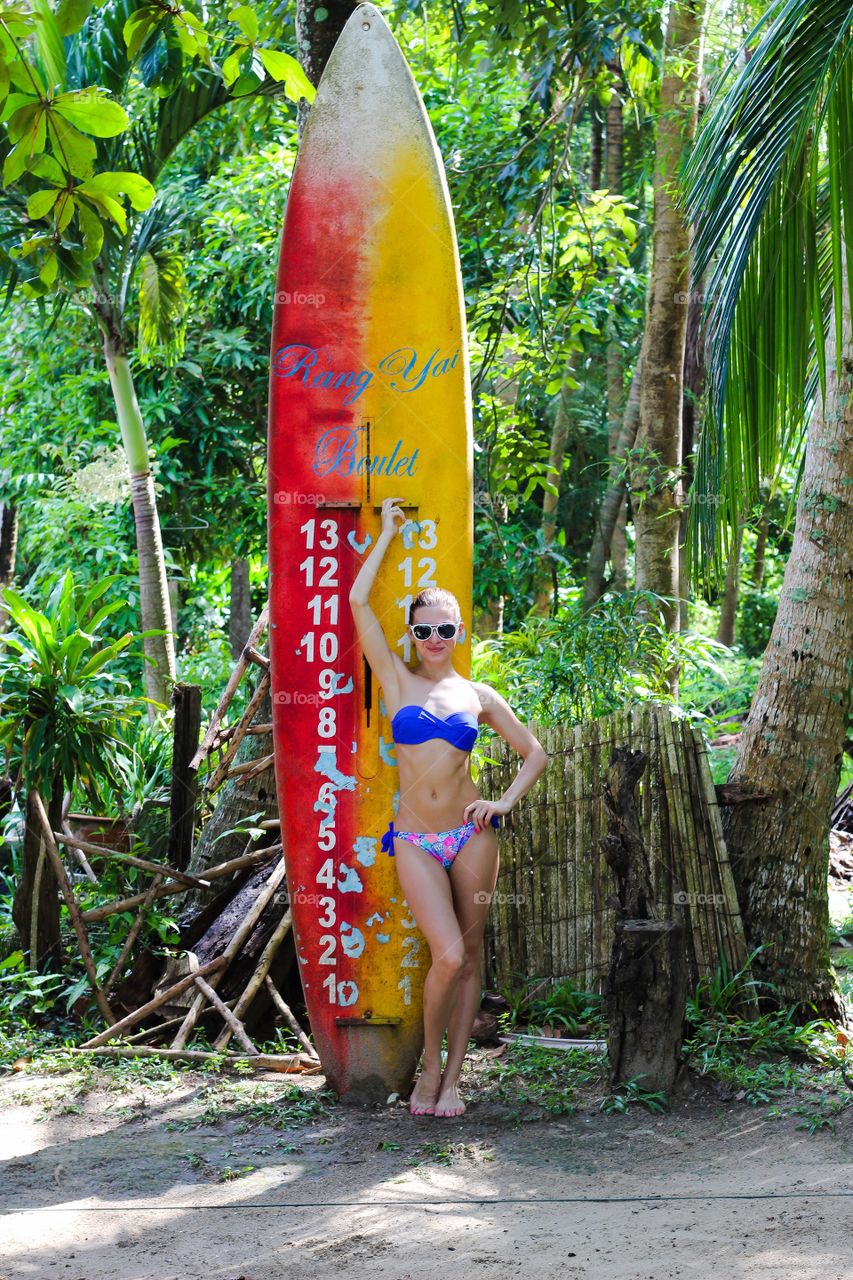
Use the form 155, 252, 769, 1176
1, 1057, 853, 1280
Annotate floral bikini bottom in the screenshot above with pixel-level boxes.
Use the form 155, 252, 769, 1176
380, 815, 500, 872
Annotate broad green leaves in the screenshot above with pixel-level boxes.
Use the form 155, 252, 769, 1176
0, 570, 155, 805
0, 2, 312, 298
222, 5, 315, 100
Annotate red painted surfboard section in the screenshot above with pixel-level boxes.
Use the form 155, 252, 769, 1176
267, 3, 473, 1100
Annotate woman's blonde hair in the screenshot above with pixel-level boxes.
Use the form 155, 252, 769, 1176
408, 587, 461, 625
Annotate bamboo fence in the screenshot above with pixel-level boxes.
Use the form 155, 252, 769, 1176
478, 702, 752, 1000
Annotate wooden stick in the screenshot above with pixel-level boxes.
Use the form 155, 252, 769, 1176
80, 844, 281, 924
30, 829, 46, 971
224, 752, 275, 780
214, 723, 273, 744
214, 908, 292, 1051
80, 954, 227, 1048
245, 645, 270, 671
30, 791, 116, 1026
45, 1045, 318, 1071
204, 672, 271, 794
105, 873, 163, 999
195, 974, 258, 1054
190, 603, 269, 773
264, 975, 319, 1060
122, 997, 239, 1044
171, 858, 287, 1050
54, 831, 210, 890
61, 819, 98, 883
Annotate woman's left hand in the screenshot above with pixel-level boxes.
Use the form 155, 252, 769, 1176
463, 797, 510, 832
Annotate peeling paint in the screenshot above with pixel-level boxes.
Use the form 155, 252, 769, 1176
314, 748, 357, 790
339, 921, 366, 957
337, 862, 364, 893
353, 835, 377, 866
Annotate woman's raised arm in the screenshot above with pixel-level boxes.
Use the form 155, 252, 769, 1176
348, 497, 408, 698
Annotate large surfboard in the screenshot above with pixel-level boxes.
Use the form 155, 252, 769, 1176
267, 3, 473, 1100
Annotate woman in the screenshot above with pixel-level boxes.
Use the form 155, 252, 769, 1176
348, 496, 548, 1117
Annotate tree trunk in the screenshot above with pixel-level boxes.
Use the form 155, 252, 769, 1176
583, 362, 640, 607
534, 355, 577, 614
715, 522, 742, 647
229, 558, 253, 659
630, 0, 705, 669
0, 500, 17, 631
752, 513, 768, 586
12, 779, 64, 971
295, 0, 359, 136
590, 108, 603, 189
679, 282, 706, 631
720, 291, 853, 1021
104, 343, 176, 712
605, 74, 627, 591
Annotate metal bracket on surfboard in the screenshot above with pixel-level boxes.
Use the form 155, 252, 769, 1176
334, 1015, 403, 1027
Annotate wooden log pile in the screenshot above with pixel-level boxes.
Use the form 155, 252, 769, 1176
25, 604, 319, 1075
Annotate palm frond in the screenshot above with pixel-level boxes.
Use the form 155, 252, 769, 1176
681, 0, 853, 588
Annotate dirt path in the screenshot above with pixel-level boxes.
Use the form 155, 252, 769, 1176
1, 1064, 852, 1280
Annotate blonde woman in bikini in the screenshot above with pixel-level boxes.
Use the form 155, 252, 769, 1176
349, 496, 548, 1117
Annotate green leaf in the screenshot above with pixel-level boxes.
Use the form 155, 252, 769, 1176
52, 89, 128, 137
26, 187, 59, 219
27, 151, 65, 183
77, 170, 155, 211
221, 48, 245, 87
77, 187, 126, 233
257, 47, 316, 102
123, 10, 162, 60
32, 0, 68, 92
55, 0, 96, 37
55, 190, 76, 233
75, 197, 103, 258
137, 247, 187, 361
3, 142, 31, 185
229, 5, 258, 41
47, 113, 96, 178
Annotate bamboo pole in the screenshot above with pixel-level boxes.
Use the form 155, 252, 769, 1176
204, 672, 271, 794
30, 792, 116, 1026
189, 603, 269, 773
224, 752, 275, 781
215, 723, 274, 744
122, 999, 238, 1044
213, 908, 293, 1051
170, 858, 287, 1050
264, 975, 319, 1060
49, 1045, 318, 1071
80, 954, 228, 1048
105, 873, 163, 999
54, 831, 210, 890
80, 844, 280, 924
193, 974, 258, 1055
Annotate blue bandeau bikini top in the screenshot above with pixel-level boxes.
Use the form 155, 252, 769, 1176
390, 704, 480, 752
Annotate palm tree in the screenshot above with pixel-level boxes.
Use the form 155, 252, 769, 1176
0, 2, 312, 707
683, 0, 853, 1017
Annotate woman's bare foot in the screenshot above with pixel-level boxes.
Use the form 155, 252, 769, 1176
434, 1080, 465, 1117
409, 1068, 441, 1115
